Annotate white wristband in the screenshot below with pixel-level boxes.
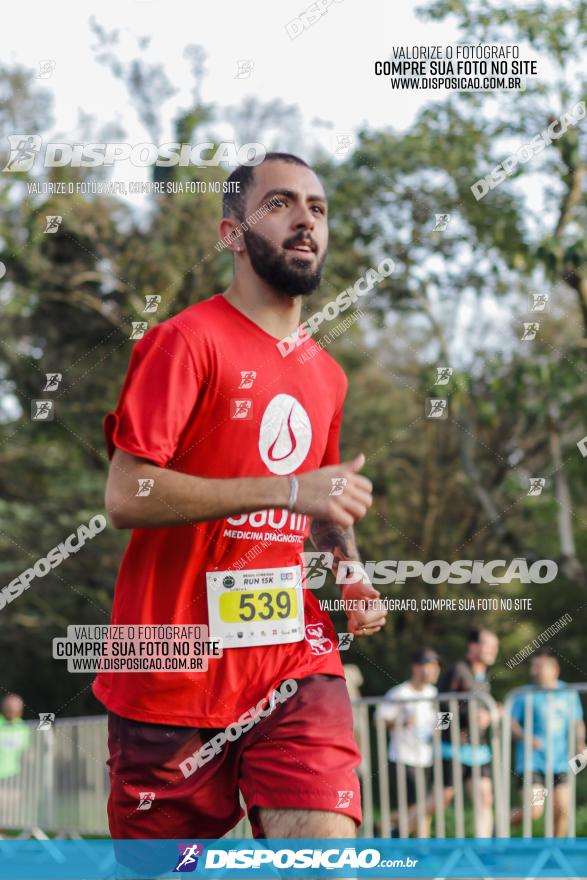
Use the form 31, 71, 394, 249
287, 475, 299, 511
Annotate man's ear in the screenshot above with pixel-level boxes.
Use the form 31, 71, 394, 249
219, 216, 245, 253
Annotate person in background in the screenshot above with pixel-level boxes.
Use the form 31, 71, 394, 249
0, 694, 30, 837
344, 664, 364, 706
510, 649, 585, 837
438, 628, 499, 838
376, 649, 440, 837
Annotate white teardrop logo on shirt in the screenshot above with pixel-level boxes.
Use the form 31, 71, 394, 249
259, 394, 312, 475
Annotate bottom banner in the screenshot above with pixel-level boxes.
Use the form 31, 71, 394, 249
0, 838, 586, 879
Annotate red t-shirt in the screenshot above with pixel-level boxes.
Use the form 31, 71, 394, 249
92, 293, 349, 726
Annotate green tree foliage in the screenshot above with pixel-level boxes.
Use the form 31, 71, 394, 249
0, 7, 586, 720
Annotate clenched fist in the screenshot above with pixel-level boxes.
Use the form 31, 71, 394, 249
294, 453, 373, 528
341, 579, 387, 638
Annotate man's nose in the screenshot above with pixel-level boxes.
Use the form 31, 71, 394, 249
292, 204, 316, 230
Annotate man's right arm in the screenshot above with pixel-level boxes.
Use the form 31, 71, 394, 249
105, 448, 373, 530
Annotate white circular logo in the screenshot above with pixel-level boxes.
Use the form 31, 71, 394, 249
259, 393, 312, 475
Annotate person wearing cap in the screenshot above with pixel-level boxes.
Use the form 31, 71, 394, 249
376, 649, 440, 837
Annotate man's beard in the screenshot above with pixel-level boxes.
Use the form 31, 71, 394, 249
242, 227, 325, 296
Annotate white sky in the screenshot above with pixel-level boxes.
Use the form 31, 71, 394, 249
2, 1, 552, 197
4, 1, 463, 147
1, 0, 570, 367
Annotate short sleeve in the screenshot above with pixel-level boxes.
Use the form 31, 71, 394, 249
320, 372, 348, 467
104, 321, 202, 467
375, 689, 400, 723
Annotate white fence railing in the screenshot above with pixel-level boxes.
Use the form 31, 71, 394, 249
354, 690, 506, 838
0, 684, 584, 838
502, 683, 587, 838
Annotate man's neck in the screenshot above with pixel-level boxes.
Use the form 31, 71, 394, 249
470, 660, 486, 677
223, 277, 303, 341
409, 677, 426, 691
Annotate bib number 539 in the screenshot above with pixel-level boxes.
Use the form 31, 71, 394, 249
238, 590, 292, 621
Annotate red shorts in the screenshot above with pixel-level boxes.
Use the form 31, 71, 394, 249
106, 673, 362, 838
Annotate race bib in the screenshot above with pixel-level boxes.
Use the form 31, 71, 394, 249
206, 565, 305, 648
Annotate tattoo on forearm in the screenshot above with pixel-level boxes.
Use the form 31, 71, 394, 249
309, 518, 360, 576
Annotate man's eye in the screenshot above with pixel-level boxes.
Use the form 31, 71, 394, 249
311, 205, 326, 214
268, 198, 286, 209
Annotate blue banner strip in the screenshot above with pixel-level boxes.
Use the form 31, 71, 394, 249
1, 838, 587, 878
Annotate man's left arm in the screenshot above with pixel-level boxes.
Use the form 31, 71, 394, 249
309, 518, 387, 637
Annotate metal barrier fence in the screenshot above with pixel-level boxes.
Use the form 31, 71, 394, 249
0, 715, 109, 836
502, 683, 587, 839
354, 691, 506, 838
0, 685, 584, 838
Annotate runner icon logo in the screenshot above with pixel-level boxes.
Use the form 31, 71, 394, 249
37, 713, 55, 731
136, 479, 155, 497
31, 401, 54, 421
231, 399, 253, 419
43, 373, 62, 391
137, 791, 155, 811
174, 843, 204, 872
336, 790, 354, 809
300, 551, 334, 589
530, 788, 548, 806
435, 711, 453, 730
143, 295, 161, 313
337, 632, 354, 651
329, 477, 347, 496
239, 370, 257, 389
44, 216, 62, 233
130, 322, 148, 340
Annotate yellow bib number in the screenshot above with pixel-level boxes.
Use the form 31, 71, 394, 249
219, 588, 297, 624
